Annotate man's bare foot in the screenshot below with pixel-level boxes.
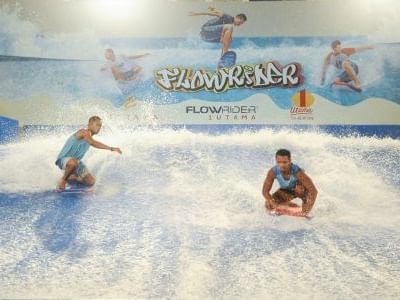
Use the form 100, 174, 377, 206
57, 178, 67, 191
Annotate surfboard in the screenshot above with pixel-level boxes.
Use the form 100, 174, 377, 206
269, 207, 313, 219
218, 51, 237, 69
55, 182, 94, 194
331, 82, 362, 93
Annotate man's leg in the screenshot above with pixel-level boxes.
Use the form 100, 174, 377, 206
342, 61, 361, 88
332, 77, 362, 92
270, 189, 308, 216
220, 25, 233, 56
294, 184, 314, 214
76, 162, 95, 187
119, 66, 142, 82
58, 158, 79, 190
67, 173, 82, 183
271, 189, 297, 208
295, 183, 310, 207
294, 184, 306, 198
268, 186, 311, 217
129, 66, 142, 80
81, 173, 96, 186
111, 66, 126, 81
332, 78, 347, 86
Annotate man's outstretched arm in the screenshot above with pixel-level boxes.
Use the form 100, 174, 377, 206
127, 53, 150, 60
208, 6, 224, 16
189, 6, 223, 17
340, 45, 375, 58
358, 45, 375, 51
77, 130, 122, 154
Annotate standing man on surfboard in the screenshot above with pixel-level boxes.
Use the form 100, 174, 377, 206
189, 6, 247, 59
55, 116, 122, 191
262, 149, 318, 217
321, 40, 375, 91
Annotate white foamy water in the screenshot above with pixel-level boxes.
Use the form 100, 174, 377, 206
0, 128, 399, 298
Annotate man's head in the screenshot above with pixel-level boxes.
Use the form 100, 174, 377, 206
88, 116, 102, 135
234, 13, 247, 26
275, 149, 291, 172
331, 40, 342, 54
104, 48, 115, 61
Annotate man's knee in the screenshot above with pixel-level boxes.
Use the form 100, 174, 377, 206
66, 158, 79, 169
333, 78, 342, 84
294, 184, 305, 197
343, 61, 354, 73
271, 192, 280, 203
272, 190, 287, 204
274, 190, 298, 207
84, 175, 96, 186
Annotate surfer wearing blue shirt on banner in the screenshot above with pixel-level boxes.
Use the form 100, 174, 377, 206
262, 149, 318, 218
321, 40, 375, 92
55, 116, 122, 191
189, 6, 247, 68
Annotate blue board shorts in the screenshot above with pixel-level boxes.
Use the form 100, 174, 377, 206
122, 70, 135, 81
56, 157, 89, 178
200, 24, 232, 43
120, 64, 141, 81
338, 62, 359, 83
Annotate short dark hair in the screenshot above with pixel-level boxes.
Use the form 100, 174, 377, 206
331, 40, 341, 49
236, 13, 247, 22
275, 149, 291, 159
89, 116, 101, 124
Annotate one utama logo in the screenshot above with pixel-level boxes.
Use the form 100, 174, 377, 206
154, 62, 303, 93
290, 89, 314, 120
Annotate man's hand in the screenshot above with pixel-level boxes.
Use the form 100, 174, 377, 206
265, 199, 277, 210
111, 147, 122, 154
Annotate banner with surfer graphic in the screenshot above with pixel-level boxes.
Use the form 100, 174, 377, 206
0, 1, 399, 127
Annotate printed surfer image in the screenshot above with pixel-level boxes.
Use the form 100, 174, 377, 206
101, 48, 150, 107
189, 6, 247, 68
321, 40, 375, 92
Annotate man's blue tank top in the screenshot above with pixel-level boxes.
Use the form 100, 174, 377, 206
272, 163, 301, 190
55, 133, 90, 167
